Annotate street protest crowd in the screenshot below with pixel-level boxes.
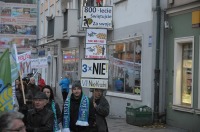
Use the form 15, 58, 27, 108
0, 73, 110, 132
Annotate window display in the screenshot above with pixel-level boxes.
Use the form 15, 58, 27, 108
108, 40, 142, 94
62, 49, 79, 84
181, 43, 192, 105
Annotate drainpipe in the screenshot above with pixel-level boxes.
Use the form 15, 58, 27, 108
154, 0, 161, 123
36, 0, 40, 46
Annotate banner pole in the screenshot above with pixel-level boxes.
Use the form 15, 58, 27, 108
19, 71, 26, 104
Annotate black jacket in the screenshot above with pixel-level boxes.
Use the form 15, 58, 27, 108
26, 107, 54, 132
45, 100, 62, 123
64, 93, 96, 132
90, 96, 110, 132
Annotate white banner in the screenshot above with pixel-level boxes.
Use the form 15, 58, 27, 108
18, 51, 31, 63
31, 57, 48, 69
86, 29, 107, 44
85, 44, 106, 59
82, 6, 113, 28
81, 59, 109, 79
81, 78, 108, 89
18, 51, 31, 76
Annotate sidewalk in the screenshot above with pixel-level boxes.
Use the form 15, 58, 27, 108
107, 117, 189, 132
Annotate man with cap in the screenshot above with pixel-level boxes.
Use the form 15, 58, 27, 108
25, 92, 54, 132
62, 81, 96, 132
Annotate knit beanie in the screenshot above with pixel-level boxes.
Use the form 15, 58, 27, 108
72, 80, 82, 90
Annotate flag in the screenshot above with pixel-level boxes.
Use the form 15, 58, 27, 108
10, 44, 19, 82
0, 49, 13, 112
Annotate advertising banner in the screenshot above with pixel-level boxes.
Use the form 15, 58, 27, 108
81, 78, 108, 89
31, 57, 48, 69
86, 29, 107, 44
82, 6, 113, 28
85, 43, 106, 59
81, 59, 109, 78
0, 3, 37, 53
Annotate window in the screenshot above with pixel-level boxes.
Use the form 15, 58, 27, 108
62, 49, 79, 84
173, 36, 194, 107
47, 18, 54, 36
63, 10, 68, 31
108, 40, 142, 95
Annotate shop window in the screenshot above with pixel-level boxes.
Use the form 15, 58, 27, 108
62, 49, 79, 84
108, 40, 142, 95
173, 37, 194, 107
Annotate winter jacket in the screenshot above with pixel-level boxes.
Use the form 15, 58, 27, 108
90, 96, 110, 132
59, 78, 70, 92
63, 93, 96, 132
26, 107, 54, 132
38, 78, 46, 90
45, 100, 62, 124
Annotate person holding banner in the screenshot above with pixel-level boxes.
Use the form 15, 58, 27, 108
90, 89, 109, 132
27, 77, 40, 99
62, 81, 96, 132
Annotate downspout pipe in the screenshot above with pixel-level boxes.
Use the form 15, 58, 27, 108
154, 0, 161, 123
36, 0, 40, 46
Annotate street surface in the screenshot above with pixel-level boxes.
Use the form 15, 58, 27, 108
107, 117, 189, 132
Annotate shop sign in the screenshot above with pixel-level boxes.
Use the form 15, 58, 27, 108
85, 44, 106, 59
82, 6, 113, 28
81, 59, 109, 78
86, 29, 107, 44
81, 78, 108, 89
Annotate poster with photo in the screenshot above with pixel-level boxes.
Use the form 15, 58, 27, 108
86, 29, 107, 44
85, 43, 106, 59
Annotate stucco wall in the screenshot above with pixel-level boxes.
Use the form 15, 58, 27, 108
107, 20, 154, 118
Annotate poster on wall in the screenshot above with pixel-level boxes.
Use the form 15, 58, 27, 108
86, 29, 107, 44
81, 59, 109, 78
0, 2, 37, 53
82, 6, 113, 28
81, 78, 108, 89
85, 43, 106, 59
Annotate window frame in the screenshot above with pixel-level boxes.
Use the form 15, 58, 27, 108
47, 18, 54, 37
63, 9, 68, 31
107, 37, 142, 100
198, 35, 200, 109
173, 36, 194, 108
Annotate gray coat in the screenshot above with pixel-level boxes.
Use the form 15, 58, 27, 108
91, 96, 110, 132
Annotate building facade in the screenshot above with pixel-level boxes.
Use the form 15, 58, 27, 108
165, 0, 200, 131
38, 0, 167, 120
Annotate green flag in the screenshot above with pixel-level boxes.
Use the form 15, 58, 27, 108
0, 49, 13, 112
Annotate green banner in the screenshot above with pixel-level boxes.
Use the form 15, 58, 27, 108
0, 49, 13, 112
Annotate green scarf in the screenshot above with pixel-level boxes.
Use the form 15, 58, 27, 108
51, 100, 60, 132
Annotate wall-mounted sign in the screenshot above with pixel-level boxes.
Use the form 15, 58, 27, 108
81, 78, 108, 89
86, 29, 107, 44
82, 6, 113, 28
81, 59, 109, 78
85, 44, 106, 59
